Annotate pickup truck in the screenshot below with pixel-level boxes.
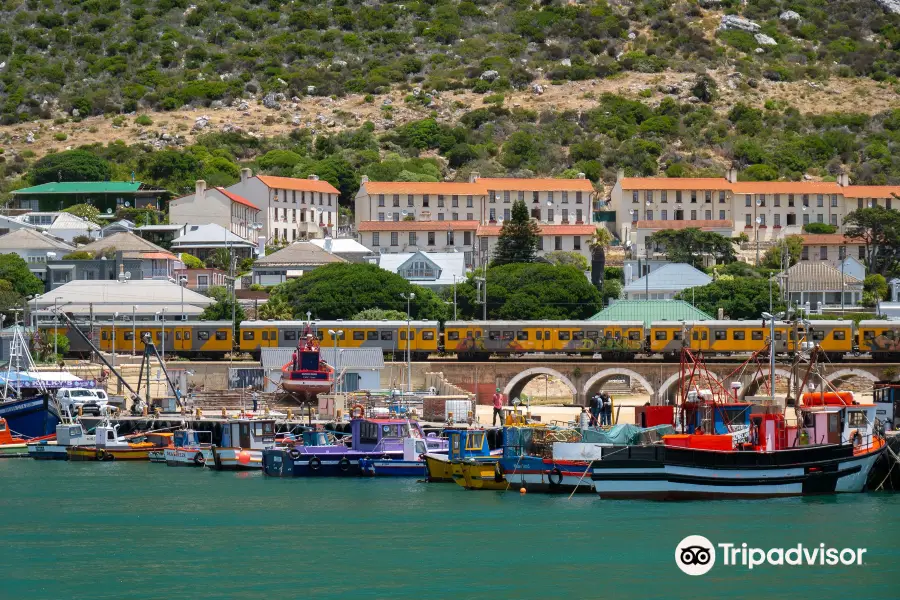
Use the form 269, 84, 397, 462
56, 388, 109, 417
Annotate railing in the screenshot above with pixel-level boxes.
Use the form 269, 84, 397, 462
142, 269, 170, 279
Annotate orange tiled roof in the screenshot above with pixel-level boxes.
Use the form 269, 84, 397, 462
358, 220, 479, 232
839, 186, 900, 198
476, 224, 597, 236
362, 181, 485, 195
801, 234, 865, 245
635, 220, 733, 230
480, 177, 594, 192
620, 177, 732, 191
730, 181, 842, 194
256, 175, 339, 194
215, 187, 258, 210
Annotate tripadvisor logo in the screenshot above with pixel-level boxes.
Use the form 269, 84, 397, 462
675, 535, 867, 576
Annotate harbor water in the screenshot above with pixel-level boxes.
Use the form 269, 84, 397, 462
2, 459, 897, 600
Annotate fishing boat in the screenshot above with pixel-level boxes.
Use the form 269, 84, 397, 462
450, 457, 507, 490
0, 417, 30, 457
424, 428, 500, 482
280, 328, 333, 401
163, 429, 213, 467
591, 346, 886, 499
208, 418, 277, 470
67, 420, 174, 461
28, 421, 94, 460
262, 416, 447, 477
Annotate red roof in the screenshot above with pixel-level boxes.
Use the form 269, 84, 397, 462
635, 220, 733, 230
358, 220, 479, 232
801, 234, 865, 246
730, 181, 842, 195
215, 187, 258, 210
840, 186, 900, 198
256, 175, 340, 194
363, 181, 485, 195
620, 177, 732, 191
476, 224, 597, 236
480, 177, 594, 192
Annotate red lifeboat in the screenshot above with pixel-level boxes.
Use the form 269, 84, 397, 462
801, 391, 854, 406
281, 335, 334, 402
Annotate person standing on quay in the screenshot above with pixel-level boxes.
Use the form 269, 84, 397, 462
492, 388, 505, 426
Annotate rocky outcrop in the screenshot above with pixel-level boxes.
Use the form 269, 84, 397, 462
779, 10, 801, 21
719, 15, 761, 33
875, 0, 900, 14
755, 33, 777, 46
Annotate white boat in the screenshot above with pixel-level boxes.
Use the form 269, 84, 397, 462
28, 421, 96, 460
163, 429, 213, 467
208, 418, 276, 470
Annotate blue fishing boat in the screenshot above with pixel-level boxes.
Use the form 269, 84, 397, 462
262, 416, 447, 477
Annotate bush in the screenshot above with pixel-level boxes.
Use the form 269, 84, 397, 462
803, 223, 838, 234
54, 132, 68, 141
29, 150, 111, 185
179, 253, 205, 269
135, 114, 153, 126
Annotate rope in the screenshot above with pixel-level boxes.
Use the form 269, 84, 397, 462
875, 442, 900, 491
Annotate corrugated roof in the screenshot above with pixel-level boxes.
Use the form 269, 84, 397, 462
781, 262, 863, 291
215, 187, 259, 210
256, 175, 340, 195
260, 347, 384, 370
635, 220, 733, 231
33, 280, 214, 309
358, 220, 479, 232
363, 181, 486, 196
254, 242, 347, 266
480, 177, 594, 192
620, 177, 732, 191
476, 224, 596, 236
590, 300, 713, 326
12, 182, 143, 194
0, 228, 74, 251
623, 263, 712, 293
80, 231, 176, 260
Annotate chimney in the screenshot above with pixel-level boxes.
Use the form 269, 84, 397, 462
257, 235, 266, 258
308, 174, 319, 181
726, 166, 737, 184
240, 168, 252, 183
616, 169, 624, 182
360, 175, 369, 184
838, 172, 849, 187
469, 171, 480, 183
195, 180, 206, 200
577, 172, 585, 179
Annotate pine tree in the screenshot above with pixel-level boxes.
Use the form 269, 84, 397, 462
492, 199, 540, 265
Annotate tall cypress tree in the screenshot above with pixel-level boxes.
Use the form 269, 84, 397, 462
492, 199, 540, 265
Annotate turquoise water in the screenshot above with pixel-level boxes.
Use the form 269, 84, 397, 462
2, 459, 897, 600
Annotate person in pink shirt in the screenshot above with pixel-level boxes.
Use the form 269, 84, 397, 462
492, 388, 505, 426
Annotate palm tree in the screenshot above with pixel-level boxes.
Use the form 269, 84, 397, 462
588, 226, 612, 289
258, 297, 293, 320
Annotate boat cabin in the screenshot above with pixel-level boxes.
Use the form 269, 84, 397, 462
0, 418, 24, 445
790, 404, 877, 450
56, 423, 91, 445
447, 429, 493, 460
873, 383, 900, 430
174, 429, 211, 448
682, 401, 752, 435
220, 419, 276, 450
350, 417, 445, 453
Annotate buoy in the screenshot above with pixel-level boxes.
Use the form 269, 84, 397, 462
520, 487, 526, 494
237, 451, 252, 465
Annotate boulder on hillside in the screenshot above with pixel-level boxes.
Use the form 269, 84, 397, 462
874, 0, 900, 14
480, 70, 499, 81
779, 10, 801, 21
719, 15, 761, 33
755, 33, 777, 46
262, 93, 281, 110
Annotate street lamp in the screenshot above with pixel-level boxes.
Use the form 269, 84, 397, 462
761, 312, 776, 402
53, 296, 63, 359
132, 305, 138, 355
157, 308, 166, 361
755, 216, 763, 265
400, 292, 415, 393
179, 276, 188, 321
328, 329, 344, 393
112, 311, 118, 372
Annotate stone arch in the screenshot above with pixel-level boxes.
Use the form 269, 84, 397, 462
582, 368, 655, 405
826, 368, 879, 388
657, 372, 685, 405
739, 368, 795, 400
503, 367, 577, 404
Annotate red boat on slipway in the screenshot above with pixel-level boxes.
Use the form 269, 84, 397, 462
281, 329, 334, 402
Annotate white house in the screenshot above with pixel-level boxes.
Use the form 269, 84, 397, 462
170, 223, 259, 262
622, 263, 712, 300
373, 251, 467, 291
475, 223, 596, 266
0, 228, 75, 266
168, 181, 261, 241
308, 237, 374, 263
16, 212, 100, 242
250, 241, 346, 286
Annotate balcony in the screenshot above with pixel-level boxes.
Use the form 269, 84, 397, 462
142, 268, 171, 279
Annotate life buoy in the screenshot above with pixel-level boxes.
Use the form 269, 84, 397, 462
102, 451, 115, 461
350, 404, 365, 419
339, 457, 351, 472
547, 467, 563, 488
289, 448, 301, 460
850, 429, 863, 448
95, 449, 104, 461
193, 452, 206, 465
308, 456, 322, 471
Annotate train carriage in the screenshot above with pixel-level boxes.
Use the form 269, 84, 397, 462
40, 320, 234, 357
676, 320, 795, 356
858, 320, 900, 360
443, 321, 643, 359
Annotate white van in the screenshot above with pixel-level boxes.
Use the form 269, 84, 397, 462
56, 388, 109, 416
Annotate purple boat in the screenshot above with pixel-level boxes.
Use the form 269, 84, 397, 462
262, 417, 447, 477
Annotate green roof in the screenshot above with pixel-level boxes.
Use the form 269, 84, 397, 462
12, 181, 142, 194
589, 300, 713, 327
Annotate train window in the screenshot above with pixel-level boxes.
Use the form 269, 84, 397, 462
615, 332, 621, 340
285, 331, 296, 341
834, 330, 846, 340
409, 331, 416, 340
628, 331, 640, 341
775, 332, 783, 340
422, 331, 435, 340
198, 331, 209, 340
155, 331, 163, 340
701, 331, 707, 340
544, 331, 550, 340
751, 331, 763, 341
400, 330, 406, 340
381, 331, 392, 341
733, 331, 745, 340
516, 331, 528, 341
243, 331, 255, 340
812, 330, 825, 341
864, 330, 875, 339
536, 331, 542, 340
262, 331, 269, 341
573, 331, 584, 341
558, 331, 571, 341
448, 331, 459, 341
466, 330, 473, 339
655, 331, 668, 341
102, 331, 108, 340
185, 331, 191, 340
175, 331, 182, 341
215, 331, 228, 341
489, 331, 500, 340
124, 331, 134, 340
673, 331, 682, 341
352, 331, 364, 341
367, 331, 378, 341
693, 331, 699, 341
714, 331, 727, 341
316, 331, 324, 341
586, 331, 599, 339
476, 330, 483, 338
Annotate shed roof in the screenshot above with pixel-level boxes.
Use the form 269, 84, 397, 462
623, 263, 712, 293
780, 262, 863, 292
33, 280, 214, 312
79, 231, 176, 260
253, 241, 347, 267
260, 347, 384, 370
0, 228, 74, 251
11, 181, 143, 195
589, 300, 714, 327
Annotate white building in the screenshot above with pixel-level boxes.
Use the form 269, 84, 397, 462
373, 251, 467, 291
16, 212, 100, 242
168, 181, 261, 241
622, 263, 712, 300
628, 219, 736, 262
250, 241, 346, 286
475, 223, 596, 265
170, 223, 259, 262
225, 169, 340, 242
0, 228, 75, 266
33, 279, 214, 320
358, 220, 479, 267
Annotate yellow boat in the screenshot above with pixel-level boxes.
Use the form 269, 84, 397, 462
450, 458, 508, 490
67, 424, 174, 462
426, 428, 499, 483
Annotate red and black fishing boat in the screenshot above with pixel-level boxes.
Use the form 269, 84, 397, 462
281, 325, 334, 402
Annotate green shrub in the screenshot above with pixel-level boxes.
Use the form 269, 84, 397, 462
135, 114, 153, 126
803, 223, 838, 234
54, 132, 68, 141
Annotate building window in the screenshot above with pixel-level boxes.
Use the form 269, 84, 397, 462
392, 195, 399, 207
817, 194, 824, 207
574, 236, 581, 250
467, 195, 473, 207
719, 191, 726, 204
393, 213, 400, 222
576, 209, 583, 223
745, 195, 751, 207
745, 214, 752, 227
562, 208, 569, 223
390, 232, 398, 246
788, 194, 795, 207
437, 213, 444, 221
554, 236, 562, 251
803, 213, 810, 225
690, 191, 697, 203
503, 208, 511, 221
690, 209, 696, 220
489, 191, 497, 203
831, 195, 838, 207
423, 195, 429, 208
632, 211, 638, 223
774, 194, 781, 207
372, 233, 380, 247
887, 197, 892, 210
562, 191, 569, 204
661, 210, 667, 220
803, 194, 809, 207
661, 190, 667, 203
758, 214, 765, 226
489, 208, 496, 221
576, 192, 583, 204
646, 209, 653, 220
839, 246, 846, 260
547, 208, 554, 222
859, 246, 865, 260
464, 231, 471, 245
632, 191, 639, 203
438, 195, 445, 208
292, 209, 296, 222
452, 212, 459, 220
817, 214, 824, 223
645, 190, 653, 204
705, 210, 712, 220
548, 192, 554, 203
428, 232, 435, 246
675, 190, 682, 203
830, 214, 838, 226
858, 198, 863, 209
774, 213, 781, 227
502, 190, 510, 203
533, 191, 539, 203
705, 191, 711, 203
467, 212, 473, 220
538, 237, 543, 251
820, 245, 828, 260
403, 195, 411, 207
801, 246, 809, 261
518, 191, 525, 202
409, 232, 416, 246
447, 231, 455, 245
720, 210, 726, 220
759, 195, 766, 207
378, 213, 385, 221
378, 194, 385, 207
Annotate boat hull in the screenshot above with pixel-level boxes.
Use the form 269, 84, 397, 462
0, 395, 58, 439
0, 442, 29, 458
358, 457, 426, 477
164, 447, 212, 467
28, 441, 67, 460
208, 447, 263, 470
450, 459, 507, 490
591, 443, 886, 500
424, 453, 454, 482
500, 456, 593, 493
262, 449, 403, 477
67, 446, 165, 461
